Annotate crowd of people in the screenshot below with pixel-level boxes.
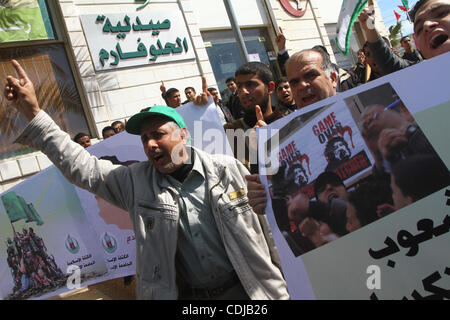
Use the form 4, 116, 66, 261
245, 0, 450, 256
6, 228, 65, 298
2, 0, 449, 300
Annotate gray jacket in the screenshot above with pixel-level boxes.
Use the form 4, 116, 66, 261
16, 111, 289, 300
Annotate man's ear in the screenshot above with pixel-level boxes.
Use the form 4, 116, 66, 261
330, 71, 338, 89
180, 127, 188, 143
268, 81, 276, 95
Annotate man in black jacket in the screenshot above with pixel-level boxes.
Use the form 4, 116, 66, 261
358, 0, 450, 75
225, 77, 245, 119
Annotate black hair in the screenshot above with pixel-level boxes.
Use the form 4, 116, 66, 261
275, 76, 289, 89
400, 36, 411, 43
185, 87, 196, 92
391, 154, 450, 202
225, 77, 236, 83
235, 62, 273, 85
207, 87, 217, 94
102, 126, 115, 136
111, 120, 124, 127
313, 171, 344, 199
165, 88, 179, 99
73, 132, 89, 142
324, 136, 351, 162
409, 0, 432, 22
348, 180, 393, 227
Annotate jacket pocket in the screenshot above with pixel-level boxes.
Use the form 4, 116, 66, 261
136, 200, 178, 232
136, 200, 178, 288
220, 196, 253, 221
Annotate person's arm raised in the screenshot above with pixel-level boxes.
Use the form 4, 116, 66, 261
4, 60, 40, 121
194, 75, 211, 106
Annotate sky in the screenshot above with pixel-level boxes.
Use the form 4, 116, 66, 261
377, 0, 419, 36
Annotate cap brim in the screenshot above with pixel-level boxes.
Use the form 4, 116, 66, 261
126, 112, 176, 135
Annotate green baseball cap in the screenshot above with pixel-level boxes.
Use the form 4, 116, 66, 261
125, 105, 187, 135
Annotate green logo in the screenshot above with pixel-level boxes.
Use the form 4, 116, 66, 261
65, 235, 80, 254
101, 232, 118, 254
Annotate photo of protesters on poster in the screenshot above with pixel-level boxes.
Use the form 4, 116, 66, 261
262, 82, 449, 258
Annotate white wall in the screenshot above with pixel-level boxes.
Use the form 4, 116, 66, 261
0, 0, 215, 192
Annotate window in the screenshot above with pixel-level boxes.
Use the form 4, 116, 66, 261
202, 28, 281, 101
0, 1, 90, 161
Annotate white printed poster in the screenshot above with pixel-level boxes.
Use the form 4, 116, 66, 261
259, 52, 450, 299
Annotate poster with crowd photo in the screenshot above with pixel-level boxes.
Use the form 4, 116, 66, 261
258, 52, 450, 299
0, 168, 108, 300
0, 101, 232, 299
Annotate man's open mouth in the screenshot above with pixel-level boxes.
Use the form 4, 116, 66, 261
430, 34, 448, 49
152, 153, 165, 163
302, 94, 316, 104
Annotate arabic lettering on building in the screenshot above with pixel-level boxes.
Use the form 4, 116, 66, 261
96, 14, 189, 67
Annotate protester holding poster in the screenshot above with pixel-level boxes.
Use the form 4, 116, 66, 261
3, 60, 289, 300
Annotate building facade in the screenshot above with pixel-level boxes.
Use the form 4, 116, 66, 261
0, 0, 387, 192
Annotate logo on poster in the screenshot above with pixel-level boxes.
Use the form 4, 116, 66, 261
101, 232, 118, 254
65, 235, 80, 254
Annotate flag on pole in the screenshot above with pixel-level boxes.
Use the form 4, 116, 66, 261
1, 192, 44, 225
398, 5, 408, 12
394, 10, 401, 22
401, 0, 410, 10
335, 0, 368, 56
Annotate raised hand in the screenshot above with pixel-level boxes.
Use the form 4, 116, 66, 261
254, 105, 267, 129
275, 26, 286, 52
377, 127, 408, 162
4, 60, 40, 121
194, 75, 211, 106
358, 0, 378, 42
160, 80, 166, 95
249, 105, 267, 152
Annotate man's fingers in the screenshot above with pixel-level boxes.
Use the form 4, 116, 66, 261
6, 75, 21, 91
245, 174, 261, 184
368, 0, 374, 7
278, 26, 284, 35
248, 198, 267, 215
11, 60, 29, 82
201, 75, 210, 96
255, 105, 264, 122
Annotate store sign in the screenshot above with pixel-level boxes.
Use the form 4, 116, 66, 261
80, 10, 195, 71
279, 0, 307, 17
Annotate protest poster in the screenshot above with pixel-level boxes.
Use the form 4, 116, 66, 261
0, 168, 108, 300
0, 101, 231, 299
258, 52, 450, 299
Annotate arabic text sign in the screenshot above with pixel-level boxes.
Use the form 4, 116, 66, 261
258, 53, 450, 299
80, 10, 195, 71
